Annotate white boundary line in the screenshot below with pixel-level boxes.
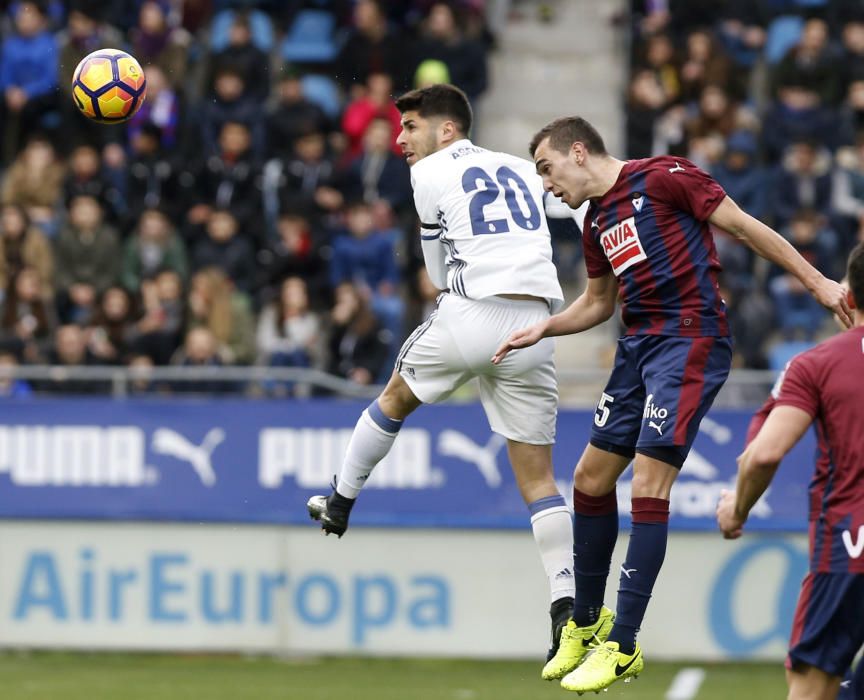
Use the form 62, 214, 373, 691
665, 667, 706, 700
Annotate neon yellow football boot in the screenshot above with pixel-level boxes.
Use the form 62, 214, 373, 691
560, 640, 644, 693
540, 606, 615, 680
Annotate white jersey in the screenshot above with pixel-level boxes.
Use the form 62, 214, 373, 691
412, 139, 564, 309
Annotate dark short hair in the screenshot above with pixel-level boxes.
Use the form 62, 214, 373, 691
848, 241, 864, 310
395, 84, 472, 137
529, 116, 607, 158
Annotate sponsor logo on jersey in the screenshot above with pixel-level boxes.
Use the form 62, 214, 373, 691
599, 215, 647, 275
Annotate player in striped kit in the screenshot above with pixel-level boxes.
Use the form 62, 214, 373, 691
718, 243, 864, 700
308, 84, 582, 663
493, 116, 851, 693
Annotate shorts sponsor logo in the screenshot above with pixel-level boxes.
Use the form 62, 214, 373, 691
643, 394, 669, 421
599, 216, 647, 275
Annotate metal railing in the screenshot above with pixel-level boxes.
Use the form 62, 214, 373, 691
0, 365, 779, 407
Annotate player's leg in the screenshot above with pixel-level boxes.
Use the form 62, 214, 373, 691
506, 439, 575, 660
786, 665, 842, 700
307, 370, 421, 536
545, 341, 643, 680
308, 297, 467, 536
562, 336, 732, 693
471, 296, 577, 663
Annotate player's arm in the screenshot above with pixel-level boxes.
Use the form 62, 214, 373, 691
709, 196, 853, 327
420, 225, 447, 289
412, 167, 448, 289
716, 405, 812, 539
491, 272, 616, 363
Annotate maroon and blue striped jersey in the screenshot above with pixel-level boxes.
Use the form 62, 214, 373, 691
582, 156, 730, 337
775, 326, 864, 574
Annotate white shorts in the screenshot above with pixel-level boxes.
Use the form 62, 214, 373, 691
395, 294, 557, 445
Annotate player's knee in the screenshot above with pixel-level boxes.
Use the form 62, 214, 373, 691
378, 374, 421, 419
629, 469, 674, 500
573, 461, 616, 497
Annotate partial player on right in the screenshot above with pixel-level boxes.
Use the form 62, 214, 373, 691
718, 242, 864, 700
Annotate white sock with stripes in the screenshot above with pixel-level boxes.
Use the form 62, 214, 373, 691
530, 495, 576, 602
335, 399, 402, 499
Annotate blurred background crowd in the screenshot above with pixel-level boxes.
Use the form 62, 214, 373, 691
0, 0, 493, 395
0, 0, 858, 397
626, 0, 864, 369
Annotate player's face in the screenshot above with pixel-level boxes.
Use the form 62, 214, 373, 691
534, 138, 589, 208
396, 111, 440, 166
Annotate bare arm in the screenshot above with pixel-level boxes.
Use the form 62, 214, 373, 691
491, 272, 617, 363
545, 272, 618, 337
709, 196, 853, 327
716, 405, 812, 538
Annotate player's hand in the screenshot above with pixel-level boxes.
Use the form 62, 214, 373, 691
491, 322, 546, 364
813, 277, 853, 329
716, 488, 745, 539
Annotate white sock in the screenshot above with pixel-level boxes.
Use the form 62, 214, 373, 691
529, 495, 575, 602
335, 399, 402, 499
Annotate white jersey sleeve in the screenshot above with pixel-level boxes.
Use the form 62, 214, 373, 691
409, 139, 564, 309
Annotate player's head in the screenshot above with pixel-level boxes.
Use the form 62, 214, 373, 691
847, 241, 864, 316
395, 84, 472, 165
529, 116, 607, 207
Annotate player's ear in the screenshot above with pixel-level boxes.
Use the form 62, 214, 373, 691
570, 141, 585, 165
847, 287, 856, 310
441, 119, 457, 141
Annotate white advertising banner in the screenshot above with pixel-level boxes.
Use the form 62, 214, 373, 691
0, 522, 806, 660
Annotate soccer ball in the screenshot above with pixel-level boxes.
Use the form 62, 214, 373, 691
72, 49, 147, 123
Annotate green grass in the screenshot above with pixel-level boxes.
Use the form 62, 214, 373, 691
0, 653, 787, 700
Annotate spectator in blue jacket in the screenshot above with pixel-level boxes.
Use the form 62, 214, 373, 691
0, 0, 59, 161
330, 199, 403, 345
770, 140, 833, 230
711, 130, 767, 223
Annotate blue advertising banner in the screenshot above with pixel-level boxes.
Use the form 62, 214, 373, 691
0, 399, 815, 531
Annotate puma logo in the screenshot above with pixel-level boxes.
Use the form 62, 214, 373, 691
437, 430, 505, 487
151, 427, 225, 486
649, 420, 666, 435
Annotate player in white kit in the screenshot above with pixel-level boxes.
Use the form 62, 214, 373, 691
308, 84, 577, 662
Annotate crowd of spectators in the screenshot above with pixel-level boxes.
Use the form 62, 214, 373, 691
626, 0, 864, 369
0, 0, 492, 395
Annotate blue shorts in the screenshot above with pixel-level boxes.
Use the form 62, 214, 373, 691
787, 572, 864, 677
589, 335, 733, 468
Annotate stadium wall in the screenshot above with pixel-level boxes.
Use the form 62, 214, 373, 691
0, 398, 814, 660
0, 522, 803, 661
